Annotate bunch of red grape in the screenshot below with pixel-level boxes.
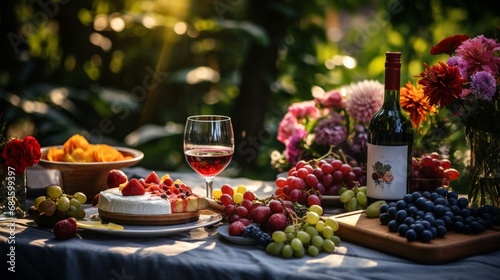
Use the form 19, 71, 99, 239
213, 184, 298, 235
274, 158, 366, 206
411, 152, 460, 193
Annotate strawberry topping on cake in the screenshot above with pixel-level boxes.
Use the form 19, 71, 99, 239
121, 178, 146, 196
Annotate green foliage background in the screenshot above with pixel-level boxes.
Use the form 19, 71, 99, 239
1, 0, 499, 193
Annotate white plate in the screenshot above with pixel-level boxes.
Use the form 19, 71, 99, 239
217, 225, 258, 245
82, 208, 222, 237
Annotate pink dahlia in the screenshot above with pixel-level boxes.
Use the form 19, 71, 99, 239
313, 89, 345, 110
447, 56, 468, 79
287, 100, 320, 119
345, 80, 384, 123
277, 112, 302, 144
455, 35, 500, 76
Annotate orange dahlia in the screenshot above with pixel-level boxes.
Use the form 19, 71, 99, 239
400, 81, 437, 128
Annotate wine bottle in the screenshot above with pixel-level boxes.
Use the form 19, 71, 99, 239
367, 52, 413, 204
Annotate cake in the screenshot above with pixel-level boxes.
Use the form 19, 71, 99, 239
97, 171, 209, 225
98, 188, 172, 215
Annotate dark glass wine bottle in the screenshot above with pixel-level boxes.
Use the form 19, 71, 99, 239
367, 52, 413, 204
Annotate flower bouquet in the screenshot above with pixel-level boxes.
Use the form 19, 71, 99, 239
415, 33, 500, 207
1, 124, 41, 218
272, 80, 386, 183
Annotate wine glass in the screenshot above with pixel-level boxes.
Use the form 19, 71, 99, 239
183, 115, 234, 198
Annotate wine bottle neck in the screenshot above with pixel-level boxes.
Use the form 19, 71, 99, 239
383, 52, 401, 108
385, 52, 401, 91
382, 90, 401, 109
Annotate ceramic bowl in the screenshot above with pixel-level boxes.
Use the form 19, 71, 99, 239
37, 146, 143, 200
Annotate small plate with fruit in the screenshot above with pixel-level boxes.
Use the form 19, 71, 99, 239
80, 208, 223, 237
217, 224, 258, 245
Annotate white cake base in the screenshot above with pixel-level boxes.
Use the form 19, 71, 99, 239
98, 188, 172, 215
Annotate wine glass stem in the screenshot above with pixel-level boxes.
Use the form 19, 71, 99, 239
205, 177, 214, 198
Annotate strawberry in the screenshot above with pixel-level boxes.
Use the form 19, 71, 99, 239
144, 171, 161, 184
138, 178, 148, 188
66, 217, 78, 228
53, 218, 78, 240
107, 169, 128, 188
92, 193, 100, 206
160, 174, 174, 186
121, 178, 146, 196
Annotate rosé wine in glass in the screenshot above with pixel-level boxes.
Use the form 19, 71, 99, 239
183, 116, 234, 198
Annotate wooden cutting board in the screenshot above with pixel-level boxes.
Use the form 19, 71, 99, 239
333, 210, 500, 264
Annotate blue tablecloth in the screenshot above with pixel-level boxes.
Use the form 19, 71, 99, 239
1, 167, 499, 280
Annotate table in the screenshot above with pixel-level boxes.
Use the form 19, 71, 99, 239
1, 167, 499, 280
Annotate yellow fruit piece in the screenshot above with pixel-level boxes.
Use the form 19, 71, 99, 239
324, 217, 339, 232
46, 147, 64, 161
62, 134, 90, 155
309, 205, 323, 216
236, 185, 247, 194
212, 189, 222, 200
77, 221, 124, 231
160, 174, 171, 183
322, 226, 334, 239
73, 192, 87, 204
174, 179, 183, 185
71, 147, 94, 162
118, 181, 128, 191
233, 193, 244, 204
33, 196, 47, 209
94, 144, 127, 162
46, 134, 132, 163
306, 211, 320, 225
315, 221, 325, 232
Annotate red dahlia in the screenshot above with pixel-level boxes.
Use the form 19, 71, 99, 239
430, 34, 469, 55
417, 62, 467, 108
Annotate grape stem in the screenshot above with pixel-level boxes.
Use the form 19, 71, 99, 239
307, 145, 349, 166
253, 196, 276, 205
276, 199, 304, 231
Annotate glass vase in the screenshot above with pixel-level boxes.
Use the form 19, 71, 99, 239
0, 164, 27, 219
467, 128, 500, 207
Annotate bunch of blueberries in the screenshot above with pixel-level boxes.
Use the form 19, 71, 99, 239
379, 187, 499, 242
242, 224, 273, 246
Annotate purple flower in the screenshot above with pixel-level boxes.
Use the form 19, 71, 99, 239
313, 114, 347, 147
285, 128, 307, 166
447, 56, 468, 79
349, 124, 368, 154
470, 71, 497, 101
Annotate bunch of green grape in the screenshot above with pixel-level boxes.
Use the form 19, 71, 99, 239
339, 185, 368, 212
265, 205, 341, 258
33, 185, 87, 219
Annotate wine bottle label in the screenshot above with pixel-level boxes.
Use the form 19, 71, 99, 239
367, 143, 409, 200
